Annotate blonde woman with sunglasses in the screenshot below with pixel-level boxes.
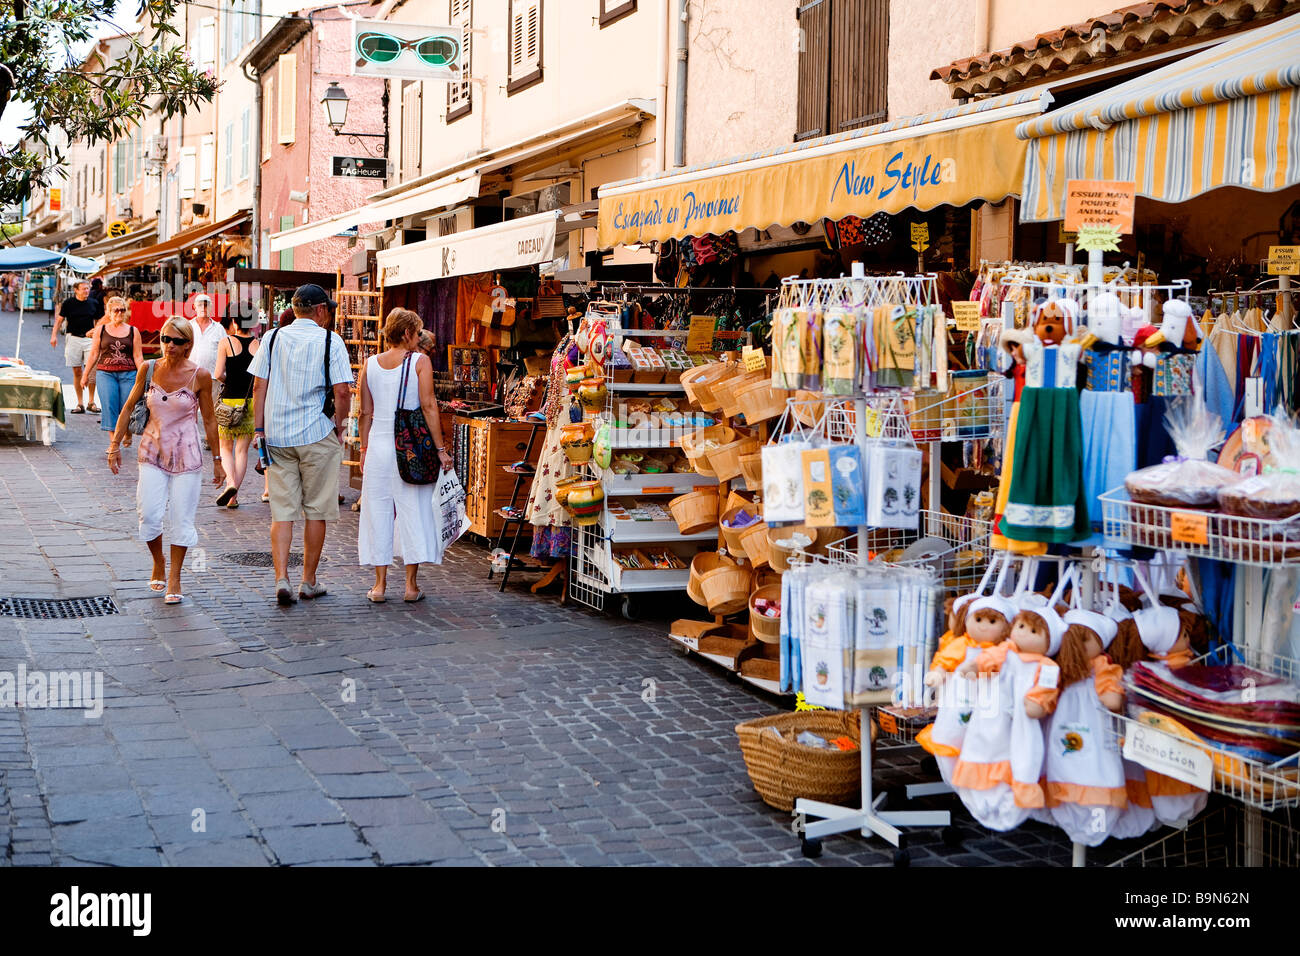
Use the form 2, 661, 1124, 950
106, 317, 224, 604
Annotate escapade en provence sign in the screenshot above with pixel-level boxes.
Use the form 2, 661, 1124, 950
598, 115, 1024, 248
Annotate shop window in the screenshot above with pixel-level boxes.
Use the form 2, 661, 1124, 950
598, 0, 635, 27
401, 81, 422, 181
795, 0, 888, 141
507, 0, 542, 95
447, 0, 472, 123
277, 53, 296, 145
262, 76, 275, 161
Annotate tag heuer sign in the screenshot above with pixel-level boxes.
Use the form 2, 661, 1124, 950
331, 156, 388, 180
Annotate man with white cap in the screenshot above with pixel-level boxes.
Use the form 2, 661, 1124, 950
189, 293, 226, 375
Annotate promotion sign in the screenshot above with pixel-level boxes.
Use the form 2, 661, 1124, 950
1064, 179, 1135, 233
351, 19, 461, 81
599, 116, 1030, 249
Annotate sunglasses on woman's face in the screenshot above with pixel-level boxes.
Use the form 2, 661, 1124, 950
159, 334, 190, 346
110, 307, 128, 314
356, 32, 459, 67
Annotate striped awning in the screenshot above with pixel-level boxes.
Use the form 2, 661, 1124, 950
1017, 12, 1300, 222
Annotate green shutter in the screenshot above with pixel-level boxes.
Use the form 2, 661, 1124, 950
278, 215, 294, 270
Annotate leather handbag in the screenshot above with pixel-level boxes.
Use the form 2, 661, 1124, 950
393, 352, 440, 485
215, 337, 254, 430
127, 360, 155, 435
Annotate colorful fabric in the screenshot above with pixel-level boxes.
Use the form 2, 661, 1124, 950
1082, 348, 1129, 392
1151, 352, 1194, 397
1002, 387, 1089, 543
1080, 389, 1136, 536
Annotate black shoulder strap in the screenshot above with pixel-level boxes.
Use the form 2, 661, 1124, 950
323, 325, 332, 390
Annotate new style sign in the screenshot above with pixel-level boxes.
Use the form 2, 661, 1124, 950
351, 18, 461, 81
599, 116, 1028, 249
331, 156, 387, 180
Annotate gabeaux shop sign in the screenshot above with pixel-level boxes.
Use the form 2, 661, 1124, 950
597, 116, 1026, 248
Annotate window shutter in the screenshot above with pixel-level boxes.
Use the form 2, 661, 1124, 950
447, 0, 472, 118
240, 109, 250, 180
224, 124, 234, 187
509, 0, 541, 79
277, 53, 296, 144
114, 143, 125, 194
279, 215, 294, 270
200, 134, 215, 188
828, 0, 887, 132
199, 17, 216, 70
262, 77, 274, 161
179, 146, 197, 198
401, 81, 422, 180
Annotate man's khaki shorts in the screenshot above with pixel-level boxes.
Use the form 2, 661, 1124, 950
267, 434, 343, 522
64, 334, 93, 368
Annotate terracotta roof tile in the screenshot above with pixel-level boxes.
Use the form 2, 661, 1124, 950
928, 0, 1288, 86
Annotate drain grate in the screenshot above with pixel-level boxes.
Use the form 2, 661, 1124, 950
220, 551, 319, 568
0, 595, 120, 619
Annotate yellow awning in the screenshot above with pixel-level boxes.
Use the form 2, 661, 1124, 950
598, 90, 1051, 248
1017, 13, 1300, 222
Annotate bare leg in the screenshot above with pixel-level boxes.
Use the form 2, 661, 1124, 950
85, 371, 96, 407
302, 519, 326, 586
72, 365, 85, 407
404, 564, 420, 600
271, 520, 294, 582
146, 534, 165, 584
167, 545, 187, 594
218, 435, 235, 491
370, 565, 387, 601
229, 434, 252, 497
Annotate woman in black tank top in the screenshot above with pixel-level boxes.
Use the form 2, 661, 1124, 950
212, 307, 262, 508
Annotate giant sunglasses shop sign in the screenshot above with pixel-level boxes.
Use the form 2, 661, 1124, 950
352, 19, 461, 81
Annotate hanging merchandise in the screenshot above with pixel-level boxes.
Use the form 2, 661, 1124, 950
864, 441, 922, 530
822, 306, 859, 396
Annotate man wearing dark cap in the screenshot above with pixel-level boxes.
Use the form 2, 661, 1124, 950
250, 284, 354, 606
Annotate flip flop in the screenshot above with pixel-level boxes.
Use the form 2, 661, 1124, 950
216, 487, 237, 507
164, 593, 184, 605
226, 499, 239, 509
403, 590, 425, 604
149, 579, 166, 592
366, 588, 387, 604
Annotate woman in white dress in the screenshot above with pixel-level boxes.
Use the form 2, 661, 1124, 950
357, 309, 453, 603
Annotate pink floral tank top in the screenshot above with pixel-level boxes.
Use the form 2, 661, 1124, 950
137, 367, 203, 475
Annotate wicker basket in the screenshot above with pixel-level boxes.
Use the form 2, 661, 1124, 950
748, 583, 782, 642
699, 552, 752, 616
669, 489, 719, 535
791, 391, 822, 425
739, 519, 773, 569
739, 451, 763, 491
735, 710, 875, 812
768, 524, 819, 571
681, 424, 736, 478
721, 505, 763, 558
706, 436, 760, 483
681, 363, 733, 410
753, 566, 783, 591
736, 379, 786, 424
687, 551, 730, 606
716, 368, 767, 419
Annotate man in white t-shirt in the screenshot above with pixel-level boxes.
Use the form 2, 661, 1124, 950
189, 294, 226, 374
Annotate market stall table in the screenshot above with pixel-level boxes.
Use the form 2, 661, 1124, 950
0, 368, 66, 445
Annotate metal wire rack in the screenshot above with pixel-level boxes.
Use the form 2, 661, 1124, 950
568, 522, 608, 612
1109, 804, 1300, 867
822, 511, 994, 598
1106, 645, 1300, 812
909, 377, 1007, 443
1099, 489, 1300, 568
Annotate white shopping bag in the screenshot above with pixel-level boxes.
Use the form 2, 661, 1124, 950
431, 468, 472, 563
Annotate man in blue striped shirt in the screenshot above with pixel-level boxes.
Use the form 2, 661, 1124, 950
251, 285, 354, 606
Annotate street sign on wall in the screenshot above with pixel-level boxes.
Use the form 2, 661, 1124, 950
351, 19, 461, 81
331, 156, 388, 180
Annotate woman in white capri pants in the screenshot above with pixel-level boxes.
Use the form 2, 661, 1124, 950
106, 317, 224, 604
357, 308, 453, 603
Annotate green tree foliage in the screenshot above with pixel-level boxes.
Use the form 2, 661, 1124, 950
0, 0, 218, 206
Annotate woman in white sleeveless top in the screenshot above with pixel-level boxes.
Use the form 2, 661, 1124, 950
357, 309, 453, 602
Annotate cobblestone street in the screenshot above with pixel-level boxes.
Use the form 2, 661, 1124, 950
0, 311, 1147, 867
